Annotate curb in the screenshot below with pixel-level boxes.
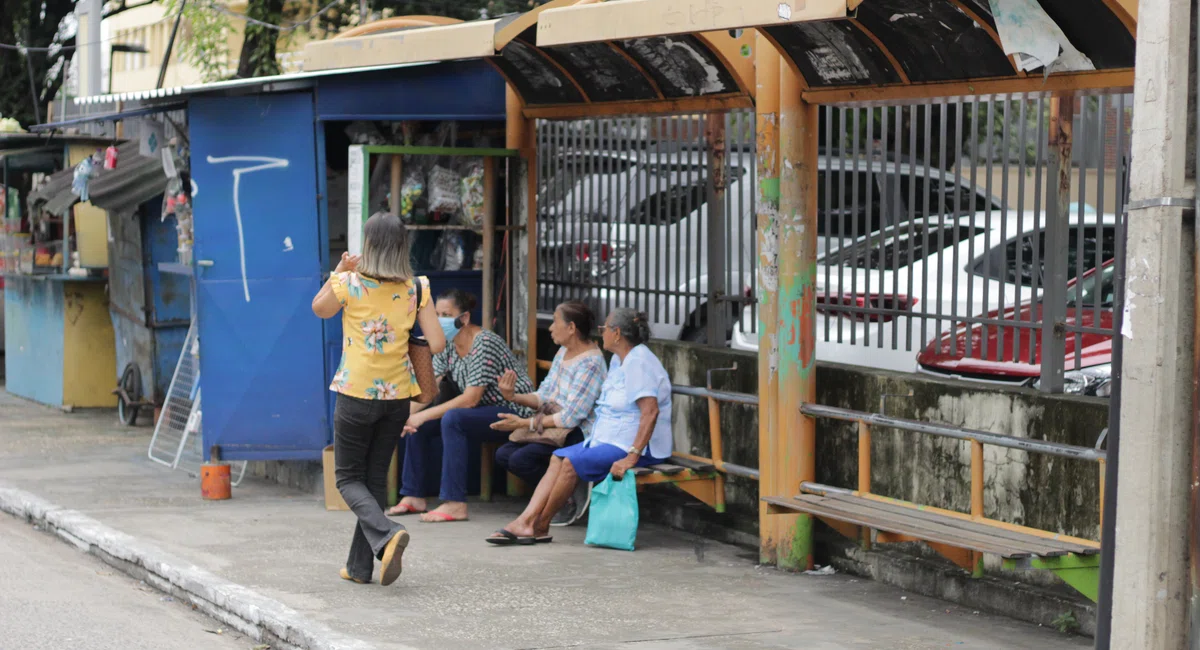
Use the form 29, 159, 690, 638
0, 482, 380, 650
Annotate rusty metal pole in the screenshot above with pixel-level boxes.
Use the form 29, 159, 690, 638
506, 86, 540, 385
754, 34, 782, 565
706, 114, 728, 345
776, 60, 818, 572
1041, 93, 1074, 393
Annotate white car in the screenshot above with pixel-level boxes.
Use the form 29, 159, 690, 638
539, 152, 1001, 344
730, 211, 1119, 372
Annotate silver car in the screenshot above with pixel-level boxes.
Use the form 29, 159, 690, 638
538, 150, 1000, 344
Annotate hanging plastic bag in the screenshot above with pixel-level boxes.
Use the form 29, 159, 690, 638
457, 160, 486, 227
399, 167, 425, 223
71, 157, 95, 201
585, 474, 639, 551
432, 232, 466, 271
427, 165, 462, 218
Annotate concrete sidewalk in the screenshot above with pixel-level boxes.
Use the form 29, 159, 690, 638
0, 389, 1088, 650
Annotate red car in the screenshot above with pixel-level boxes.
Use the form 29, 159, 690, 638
917, 259, 1115, 397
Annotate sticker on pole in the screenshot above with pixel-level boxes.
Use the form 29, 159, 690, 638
778, 3, 793, 20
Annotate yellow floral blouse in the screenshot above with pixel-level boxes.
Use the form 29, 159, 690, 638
329, 273, 430, 400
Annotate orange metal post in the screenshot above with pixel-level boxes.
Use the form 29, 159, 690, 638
970, 439, 985, 577
506, 86, 539, 385
858, 420, 872, 549
707, 395, 727, 513
755, 34, 783, 565
776, 60, 819, 572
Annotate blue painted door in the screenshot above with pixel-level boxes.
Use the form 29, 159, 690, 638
191, 93, 327, 461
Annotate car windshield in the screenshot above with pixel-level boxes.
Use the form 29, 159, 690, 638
823, 224, 980, 270
1065, 262, 1116, 309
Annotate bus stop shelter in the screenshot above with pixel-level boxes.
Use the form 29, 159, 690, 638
303, 0, 1136, 569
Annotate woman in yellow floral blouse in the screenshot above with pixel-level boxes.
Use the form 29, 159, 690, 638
311, 212, 444, 587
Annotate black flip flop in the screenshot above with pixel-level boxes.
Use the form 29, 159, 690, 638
534, 536, 553, 544
485, 529, 535, 546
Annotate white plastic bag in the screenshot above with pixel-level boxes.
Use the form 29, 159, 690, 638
457, 161, 486, 227
427, 165, 462, 216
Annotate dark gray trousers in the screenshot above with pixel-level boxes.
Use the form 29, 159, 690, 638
334, 393, 409, 582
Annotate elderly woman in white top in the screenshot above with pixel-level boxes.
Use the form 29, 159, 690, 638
487, 307, 672, 545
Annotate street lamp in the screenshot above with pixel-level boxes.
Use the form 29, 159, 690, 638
109, 43, 150, 94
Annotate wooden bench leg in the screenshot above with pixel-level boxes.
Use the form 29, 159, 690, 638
387, 447, 399, 507
506, 473, 528, 497
480, 442, 497, 502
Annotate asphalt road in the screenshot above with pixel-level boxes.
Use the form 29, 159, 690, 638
0, 515, 252, 650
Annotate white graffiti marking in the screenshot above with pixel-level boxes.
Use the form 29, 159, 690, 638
206, 156, 290, 302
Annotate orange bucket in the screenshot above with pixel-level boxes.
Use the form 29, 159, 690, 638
201, 464, 232, 500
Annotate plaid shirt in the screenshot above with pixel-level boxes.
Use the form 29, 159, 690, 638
537, 347, 607, 437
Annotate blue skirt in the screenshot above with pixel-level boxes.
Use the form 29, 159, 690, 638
553, 441, 666, 483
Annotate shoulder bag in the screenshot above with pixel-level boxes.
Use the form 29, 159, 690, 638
407, 277, 437, 404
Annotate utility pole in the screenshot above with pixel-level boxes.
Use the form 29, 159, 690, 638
1109, 0, 1196, 644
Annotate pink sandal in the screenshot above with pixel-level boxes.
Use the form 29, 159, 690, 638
421, 511, 469, 523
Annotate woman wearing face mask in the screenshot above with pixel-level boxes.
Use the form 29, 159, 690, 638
391, 289, 534, 522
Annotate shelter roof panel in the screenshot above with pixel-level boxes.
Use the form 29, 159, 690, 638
854, 0, 1015, 83
1037, 0, 1136, 69
492, 38, 587, 106
768, 20, 901, 87
613, 35, 739, 97
535, 0, 847, 46
303, 20, 498, 72
539, 42, 662, 103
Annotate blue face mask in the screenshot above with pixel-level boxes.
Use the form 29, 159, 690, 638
439, 315, 463, 342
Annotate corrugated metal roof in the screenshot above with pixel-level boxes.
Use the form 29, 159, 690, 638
73, 61, 435, 109
29, 142, 169, 217
87, 143, 168, 216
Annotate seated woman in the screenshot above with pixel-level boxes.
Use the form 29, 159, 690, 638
487, 307, 671, 545
491, 302, 606, 518
394, 289, 535, 523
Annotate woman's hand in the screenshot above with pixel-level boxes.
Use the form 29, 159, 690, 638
497, 369, 518, 401
489, 413, 529, 432
335, 252, 360, 273
610, 453, 639, 480
402, 410, 430, 436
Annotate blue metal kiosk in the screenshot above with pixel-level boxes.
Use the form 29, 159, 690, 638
180, 61, 507, 461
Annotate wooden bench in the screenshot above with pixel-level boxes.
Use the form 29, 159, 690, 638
480, 449, 726, 511
764, 403, 1106, 602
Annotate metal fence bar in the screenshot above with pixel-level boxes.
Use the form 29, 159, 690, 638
801, 403, 1106, 462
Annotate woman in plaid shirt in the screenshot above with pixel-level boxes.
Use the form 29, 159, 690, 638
492, 302, 607, 525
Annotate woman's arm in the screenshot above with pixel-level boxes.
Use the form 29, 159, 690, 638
312, 254, 358, 318
403, 386, 485, 434
416, 297, 445, 354
609, 396, 658, 479
498, 370, 541, 410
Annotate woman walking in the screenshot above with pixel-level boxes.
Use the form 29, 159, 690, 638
312, 212, 444, 586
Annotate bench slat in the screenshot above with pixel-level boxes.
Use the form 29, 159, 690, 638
667, 455, 717, 473
817, 492, 1099, 557
806, 495, 1069, 557
630, 464, 687, 476
766, 495, 1039, 558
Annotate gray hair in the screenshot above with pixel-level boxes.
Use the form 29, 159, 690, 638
359, 212, 413, 282
608, 307, 650, 346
